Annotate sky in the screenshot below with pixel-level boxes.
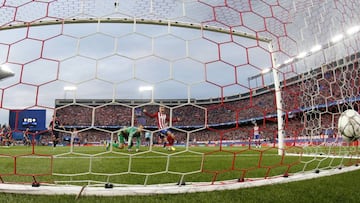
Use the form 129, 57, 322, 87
0, 21, 273, 124
1, 0, 355, 126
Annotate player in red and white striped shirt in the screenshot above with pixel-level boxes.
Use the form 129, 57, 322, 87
143, 106, 180, 151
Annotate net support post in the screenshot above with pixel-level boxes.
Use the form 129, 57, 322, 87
268, 43, 285, 156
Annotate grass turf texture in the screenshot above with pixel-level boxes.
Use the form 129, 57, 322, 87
0, 168, 360, 203
0, 145, 357, 186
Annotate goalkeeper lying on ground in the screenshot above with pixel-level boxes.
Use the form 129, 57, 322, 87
107, 125, 144, 152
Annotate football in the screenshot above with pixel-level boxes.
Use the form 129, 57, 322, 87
338, 109, 360, 142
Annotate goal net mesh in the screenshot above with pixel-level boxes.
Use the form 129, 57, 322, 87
0, 0, 360, 196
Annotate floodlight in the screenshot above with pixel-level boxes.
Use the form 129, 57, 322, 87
310, 45, 322, 53
261, 68, 271, 74
331, 34, 344, 43
296, 52, 307, 59
139, 86, 154, 91
346, 25, 360, 35
64, 86, 77, 91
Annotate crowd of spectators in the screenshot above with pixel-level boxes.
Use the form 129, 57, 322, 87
55, 92, 281, 129
49, 87, 338, 146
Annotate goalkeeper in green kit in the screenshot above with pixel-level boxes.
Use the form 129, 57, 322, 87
108, 125, 144, 152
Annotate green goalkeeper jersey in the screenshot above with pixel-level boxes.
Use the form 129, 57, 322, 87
119, 126, 141, 137
118, 126, 142, 150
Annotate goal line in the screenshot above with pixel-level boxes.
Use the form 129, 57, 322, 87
1, 165, 359, 197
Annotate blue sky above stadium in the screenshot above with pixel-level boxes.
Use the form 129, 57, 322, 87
0, 21, 274, 124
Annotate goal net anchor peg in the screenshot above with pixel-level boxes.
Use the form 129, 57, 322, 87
31, 176, 40, 187
32, 181, 40, 187
177, 180, 186, 186
105, 183, 113, 188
